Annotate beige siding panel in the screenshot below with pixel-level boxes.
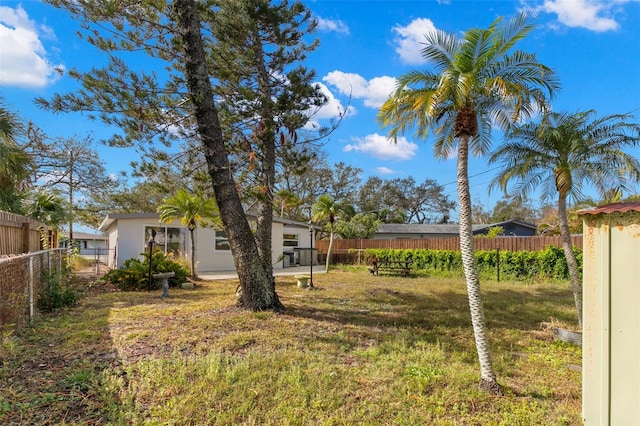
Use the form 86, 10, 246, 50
609, 219, 640, 424
582, 210, 640, 425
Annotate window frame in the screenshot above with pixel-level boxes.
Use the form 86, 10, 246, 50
214, 229, 230, 251
144, 225, 188, 256
283, 233, 299, 248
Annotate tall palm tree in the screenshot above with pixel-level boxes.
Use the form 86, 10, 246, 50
312, 194, 338, 273
490, 110, 640, 326
378, 12, 559, 394
158, 189, 220, 280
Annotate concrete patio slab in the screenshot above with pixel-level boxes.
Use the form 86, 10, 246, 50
197, 265, 326, 281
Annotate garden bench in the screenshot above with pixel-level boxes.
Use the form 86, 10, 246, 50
368, 259, 413, 276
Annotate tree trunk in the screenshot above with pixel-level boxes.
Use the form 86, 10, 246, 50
189, 228, 197, 280
173, 0, 282, 311
325, 225, 333, 272
253, 28, 277, 283
457, 134, 502, 395
557, 194, 582, 326
256, 190, 275, 280
254, 113, 276, 280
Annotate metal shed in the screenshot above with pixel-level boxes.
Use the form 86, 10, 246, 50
579, 202, 640, 425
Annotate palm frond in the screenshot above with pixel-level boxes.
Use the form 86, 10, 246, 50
432, 114, 457, 159
492, 109, 640, 204
459, 26, 492, 73
491, 11, 536, 59
470, 114, 494, 157
157, 188, 219, 228
421, 29, 461, 73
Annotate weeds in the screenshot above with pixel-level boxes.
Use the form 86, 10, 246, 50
37, 270, 77, 313
0, 267, 581, 425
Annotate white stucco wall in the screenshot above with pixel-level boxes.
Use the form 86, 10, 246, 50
107, 228, 118, 268
102, 214, 312, 273
118, 217, 156, 266
193, 226, 234, 272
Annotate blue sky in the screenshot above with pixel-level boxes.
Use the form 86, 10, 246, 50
1, 0, 640, 222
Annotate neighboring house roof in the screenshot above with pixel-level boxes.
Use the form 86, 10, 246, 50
376, 223, 484, 235
98, 212, 320, 232
67, 232, 107, 241
375, 220, 537, 236
474, 220, 538, 233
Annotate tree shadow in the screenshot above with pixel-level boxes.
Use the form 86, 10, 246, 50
1, 278, 124, 424
282, 278, 577, 358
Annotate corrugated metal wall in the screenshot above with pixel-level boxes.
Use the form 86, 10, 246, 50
581, 206, 640, 425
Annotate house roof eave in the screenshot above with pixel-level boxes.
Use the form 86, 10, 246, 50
98, 212, 319, 231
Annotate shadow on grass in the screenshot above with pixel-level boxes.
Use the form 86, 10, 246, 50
0, 274, 218, 424
1, 269, 580, 424
281, 276, 577, 356
0, 285, 123, 424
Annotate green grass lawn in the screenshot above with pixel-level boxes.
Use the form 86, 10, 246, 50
0, 266, 581, 425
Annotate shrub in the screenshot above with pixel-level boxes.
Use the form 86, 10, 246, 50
38, 270, 77, 312
364, 245, 582, 281
103, 250, 189, 291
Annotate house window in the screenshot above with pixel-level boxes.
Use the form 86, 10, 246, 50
215, 230, 230, 251
283, 233, 299, 247
145, 226, 187, 256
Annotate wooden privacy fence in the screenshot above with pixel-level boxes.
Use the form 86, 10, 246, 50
0, 211, 57, 255
315, 235, 583, 263
0, 248, 67, 330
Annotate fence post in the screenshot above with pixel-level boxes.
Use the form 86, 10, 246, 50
22, 222, 30, 253
28, 256, 34, 324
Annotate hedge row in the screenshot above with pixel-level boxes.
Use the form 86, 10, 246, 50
364, 246, 582, 281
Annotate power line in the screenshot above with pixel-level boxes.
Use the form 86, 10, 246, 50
441, 166, 502, 187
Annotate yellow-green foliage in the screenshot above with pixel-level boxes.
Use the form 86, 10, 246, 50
478, 226, 504, 238
366, 246, 582, 280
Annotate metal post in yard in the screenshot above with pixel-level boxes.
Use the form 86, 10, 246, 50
308, 221, 314, 290
29, 256, 34, 324
496, 248, 500, 282
147, 228, 156, 291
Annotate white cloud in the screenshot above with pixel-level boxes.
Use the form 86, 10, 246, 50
376, 166, 396, 174
537, 0, 625, 32
316, 17, 350, 34
322, 71, 396, 108
392, 18, 438, 65
343, 133, 418, 161
304, 82, 356, 130
0, 5, 64, 88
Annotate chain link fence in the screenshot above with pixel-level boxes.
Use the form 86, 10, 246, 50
0, 248, 68, 331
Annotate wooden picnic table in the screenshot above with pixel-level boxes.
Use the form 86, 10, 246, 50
368, 259, 413, 276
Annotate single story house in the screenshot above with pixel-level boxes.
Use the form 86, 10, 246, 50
373, 220, 538, 239
60, 232, 109, 257
98, 213, 319, 273
476, 220, 538, 237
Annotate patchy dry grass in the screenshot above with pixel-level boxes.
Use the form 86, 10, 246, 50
0, 266, 581, 425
